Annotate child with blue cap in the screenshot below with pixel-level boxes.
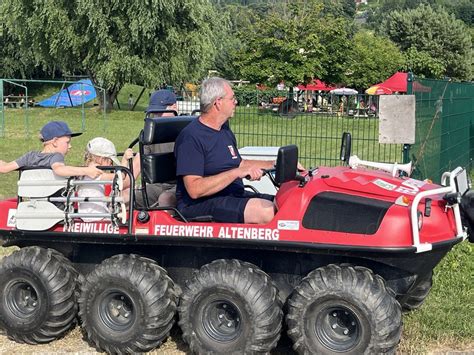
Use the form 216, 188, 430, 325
0, 121, 102, 179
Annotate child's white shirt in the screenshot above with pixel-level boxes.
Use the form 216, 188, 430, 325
77, 176, 108, 221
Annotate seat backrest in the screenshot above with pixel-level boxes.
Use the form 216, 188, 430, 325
18, 168, 67, 198
140, 116, 196, 184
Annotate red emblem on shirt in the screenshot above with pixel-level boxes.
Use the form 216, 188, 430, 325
228, 145, 237, 159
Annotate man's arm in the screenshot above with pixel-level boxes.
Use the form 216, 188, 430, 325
241, 159, 305, 171
51, 163, 103, 179
239, 159, 274, 170
183, 165, 263, 199
0, 160, 20, 173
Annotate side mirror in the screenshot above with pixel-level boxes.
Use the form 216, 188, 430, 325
340, 132, 352, 164
275, 145, 298, 185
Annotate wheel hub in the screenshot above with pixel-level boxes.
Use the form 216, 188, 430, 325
6, 281, 39, 318
316, 306, 360, 352
202, 300, 242, 342
99, 291, 135, 331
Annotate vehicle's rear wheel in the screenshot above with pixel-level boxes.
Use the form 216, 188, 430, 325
0, 246, 77, 344
78, 254, 177, 353
287, 264, 402, 354
398, 271, 433, 312
179, 259, 282, 354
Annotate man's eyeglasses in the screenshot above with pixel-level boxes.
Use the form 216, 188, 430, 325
219, 96, 237, 102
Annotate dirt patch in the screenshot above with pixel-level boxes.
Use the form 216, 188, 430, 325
0, 326, 188, 354
0, 324, 297, 354
1, 323, 473, 354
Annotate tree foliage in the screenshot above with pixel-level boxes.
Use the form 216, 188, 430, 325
344, 31, 405, 90
0, 27, 29, 78
1, 0, 219, 108
212, 4, 259, 79
235, 0, 353, 87
367, 0, 474, 29
381, 4, 472, 80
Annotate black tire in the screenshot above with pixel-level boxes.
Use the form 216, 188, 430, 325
78, 254, 177, 353
398, 271, 433, 312
178, 259, 283, 354
48, 249, 84, 296
48, 249, 84, 325
286, 264, 402, 354
0, 246, 78, 344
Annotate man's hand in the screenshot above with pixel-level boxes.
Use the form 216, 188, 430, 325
239, 166, 263, 181
297, 162, 305, 172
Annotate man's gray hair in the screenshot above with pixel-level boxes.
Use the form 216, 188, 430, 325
200, 77, 231, 113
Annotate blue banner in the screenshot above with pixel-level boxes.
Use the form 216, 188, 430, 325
37, 79, 97, 107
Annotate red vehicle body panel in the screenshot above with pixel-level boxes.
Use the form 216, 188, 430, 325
0, 167, 458, 251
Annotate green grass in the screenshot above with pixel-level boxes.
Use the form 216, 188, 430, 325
0, 106, 472, 351
399, 242, 474, 352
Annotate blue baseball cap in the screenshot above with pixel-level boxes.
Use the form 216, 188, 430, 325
40, 121, 82, 141
146, 90, 177, 113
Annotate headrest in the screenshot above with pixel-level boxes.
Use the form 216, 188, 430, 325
141, 116, 196, 145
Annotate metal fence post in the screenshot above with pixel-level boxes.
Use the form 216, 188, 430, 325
403, 72, 414, 164
0, 79, 4, 138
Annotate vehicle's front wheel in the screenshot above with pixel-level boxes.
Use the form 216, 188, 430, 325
287, 264, 402, 354
179, 259, 282, 354
0, 246, 77, 344
78, 254, 177, 353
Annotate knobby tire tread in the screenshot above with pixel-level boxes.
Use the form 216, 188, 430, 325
179, 259, 283, 354
78, 254, 177, 354
0, 246, 77, 344
286, 264, 402, 355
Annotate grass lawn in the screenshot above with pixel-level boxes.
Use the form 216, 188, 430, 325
0, 106, 472, 352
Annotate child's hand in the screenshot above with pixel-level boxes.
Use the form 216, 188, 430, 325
122, 148, 134, 161
86, 166, 103, 179
0, 160, 6, 166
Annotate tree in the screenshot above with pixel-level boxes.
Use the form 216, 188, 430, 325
444, 0, 474, 26
235, 0, 353, 87
367, 0, 443, 30
381, 4, 472, 80
1, 0, 219, 109
212, 4, 260, 80
0, 23, 35, 78
344, 31, 405, 90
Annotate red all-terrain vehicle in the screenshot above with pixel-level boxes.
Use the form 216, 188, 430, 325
0, 116, 472, 354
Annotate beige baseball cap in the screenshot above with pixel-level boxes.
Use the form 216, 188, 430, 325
87, 137, 121, 165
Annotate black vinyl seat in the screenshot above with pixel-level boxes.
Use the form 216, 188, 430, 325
138, 115, 196, 209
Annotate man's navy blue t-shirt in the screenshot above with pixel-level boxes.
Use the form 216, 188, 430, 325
175, 119, 244, 209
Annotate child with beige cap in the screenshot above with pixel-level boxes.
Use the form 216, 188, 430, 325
78, 137, 136, 220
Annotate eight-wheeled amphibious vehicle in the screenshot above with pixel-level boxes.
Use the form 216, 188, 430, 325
0, 116, 472, 354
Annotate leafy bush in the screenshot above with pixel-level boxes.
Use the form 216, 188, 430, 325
233, 86, 282, 106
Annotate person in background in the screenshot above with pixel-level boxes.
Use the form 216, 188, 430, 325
133, 90, 179, 207
128, 94, 134, 110
0, 121, 102, 179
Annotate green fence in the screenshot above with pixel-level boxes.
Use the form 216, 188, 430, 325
407, 78, 474, 182
230, 93, 403, 169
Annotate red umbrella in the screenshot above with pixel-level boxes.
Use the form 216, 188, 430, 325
297, 79, 335, 91
365, 85, 393, 95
